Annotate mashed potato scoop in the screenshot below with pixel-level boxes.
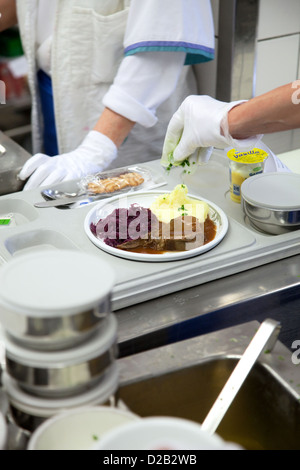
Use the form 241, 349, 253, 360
150, 184, 209, 224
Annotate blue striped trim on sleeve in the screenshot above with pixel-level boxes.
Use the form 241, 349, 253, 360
124, 41, 214, 65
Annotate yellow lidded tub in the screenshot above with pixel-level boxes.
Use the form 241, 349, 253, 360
227, 148, 269, 203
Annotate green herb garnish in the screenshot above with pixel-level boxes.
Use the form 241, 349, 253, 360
180, 158, 190, 167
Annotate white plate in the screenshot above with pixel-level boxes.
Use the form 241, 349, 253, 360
84, 191, 228, 262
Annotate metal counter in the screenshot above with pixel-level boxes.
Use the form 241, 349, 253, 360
116, 252, 300, 357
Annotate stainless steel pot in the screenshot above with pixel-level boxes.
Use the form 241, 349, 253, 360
3, 315, 118, 398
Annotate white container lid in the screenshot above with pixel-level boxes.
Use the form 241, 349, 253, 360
2, 314, 117, 368
0, 250, 115, 317
241, 172, 300, 210
2, 363, 119, 418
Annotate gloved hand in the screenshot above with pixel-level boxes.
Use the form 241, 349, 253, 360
161, 95, 263, 169
19, 131, 118, 190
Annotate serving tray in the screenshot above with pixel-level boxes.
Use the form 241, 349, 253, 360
0, 154, 299, 311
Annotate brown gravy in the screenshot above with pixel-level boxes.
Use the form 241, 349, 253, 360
122, 216, 217, 255
126, 247, 166, 255
204, 216, 217, 244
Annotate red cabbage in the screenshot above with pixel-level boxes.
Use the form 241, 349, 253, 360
90, 204, 158, 248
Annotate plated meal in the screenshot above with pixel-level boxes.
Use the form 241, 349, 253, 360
84, 185, 228, 262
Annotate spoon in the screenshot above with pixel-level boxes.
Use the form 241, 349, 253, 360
42, 188, 85, 200
201, 318, 281, 436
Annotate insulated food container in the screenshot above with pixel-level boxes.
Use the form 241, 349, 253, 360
241, 172, 300, 234
2, 364, 119, 432
3, 314, 118, 398
0, 250, 115, 350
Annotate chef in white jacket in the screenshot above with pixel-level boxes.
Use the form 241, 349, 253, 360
0, 0, 215, 189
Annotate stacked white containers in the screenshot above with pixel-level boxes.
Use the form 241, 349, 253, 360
0, 250, 118, 431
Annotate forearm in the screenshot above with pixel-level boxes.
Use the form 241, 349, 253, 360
96, 52, 185, 147
228, 82, 300, 139
0, 0, 17, 32
103, 52, 186, 129
93, 107, 135, 148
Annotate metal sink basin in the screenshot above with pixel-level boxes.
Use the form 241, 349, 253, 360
117, 321, 300, 450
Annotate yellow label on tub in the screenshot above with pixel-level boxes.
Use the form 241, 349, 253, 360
229, 167, 247, 203
227, 148, 268, 163
227, 148, 269, 203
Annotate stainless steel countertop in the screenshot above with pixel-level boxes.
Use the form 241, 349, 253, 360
115, 252, 300, 357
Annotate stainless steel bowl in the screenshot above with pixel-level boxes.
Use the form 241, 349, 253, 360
3, 315, 118, 398
242, 198, 300, 234
3, 296, 112, 351
241, 172, 300, 235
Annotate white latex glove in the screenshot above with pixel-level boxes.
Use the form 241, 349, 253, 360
19, 131, 118, 190
161, 95, 263, 169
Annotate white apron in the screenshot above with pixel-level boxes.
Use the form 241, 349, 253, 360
16, 0, 215, 165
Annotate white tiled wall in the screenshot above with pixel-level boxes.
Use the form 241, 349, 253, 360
254, 0, 300, 95
254, 0, 300, 153
255, 34, 300, 96
196, 1, 300, 103
257, 0, 300, 40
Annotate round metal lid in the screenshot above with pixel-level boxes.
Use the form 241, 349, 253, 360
0, 250, 115, 317
241, 172, 300, 210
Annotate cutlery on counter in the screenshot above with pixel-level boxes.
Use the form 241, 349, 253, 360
34, 182, 167, 208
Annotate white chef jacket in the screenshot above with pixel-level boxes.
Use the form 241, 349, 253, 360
17, 0, 215, 163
